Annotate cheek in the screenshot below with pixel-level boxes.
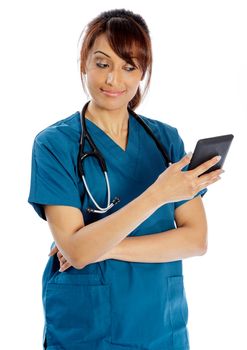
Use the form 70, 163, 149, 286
86, 70, 103, 88
126, 71, 142, 86
85, 71, 106, 100
126, 78, 141, 93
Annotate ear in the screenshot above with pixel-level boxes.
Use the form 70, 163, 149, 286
80, 61, 87, 75
140, 71, 145, 81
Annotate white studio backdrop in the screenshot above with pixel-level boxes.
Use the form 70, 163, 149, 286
1, 0, 246, 349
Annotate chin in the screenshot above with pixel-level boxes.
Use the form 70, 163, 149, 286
93, 95, 129, 111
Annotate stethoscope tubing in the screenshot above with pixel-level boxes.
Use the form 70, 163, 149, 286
78, 100, 171, 214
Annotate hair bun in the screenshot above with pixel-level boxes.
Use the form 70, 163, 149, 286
100, 8, 149, 34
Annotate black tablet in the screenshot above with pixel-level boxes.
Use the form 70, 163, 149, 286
187, 134, 234, 175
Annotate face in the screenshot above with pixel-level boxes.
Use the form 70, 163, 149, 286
84, 34, 143, 111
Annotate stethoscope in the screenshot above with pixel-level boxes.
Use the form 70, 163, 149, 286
78, 101, 171, 214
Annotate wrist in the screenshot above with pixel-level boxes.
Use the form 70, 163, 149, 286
109, 238, 127, 261
145, 184, 165, 209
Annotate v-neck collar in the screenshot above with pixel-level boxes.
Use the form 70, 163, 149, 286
80, 111, 141, 182
84, 112, 134, 155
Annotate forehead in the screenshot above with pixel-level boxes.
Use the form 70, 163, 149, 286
89, 34, 138, 61
91, 34, 111, 52
89, 34, 120, 60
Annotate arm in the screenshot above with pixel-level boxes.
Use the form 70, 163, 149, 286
45, 154, 219, 270
44, 186, 159, 269
55, 196, 207, 271
110, 196, 208, 263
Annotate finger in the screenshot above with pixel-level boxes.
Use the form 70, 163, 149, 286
175, 152, 193, 171
60, 257, 67, 265
197, 174, 221, 192
57, 253, 66, 265
193, 155, 221, 177
197, 168, 224, 184
48, 245, 58, 256
59, 261, 72, 272
57, 251, 63, 259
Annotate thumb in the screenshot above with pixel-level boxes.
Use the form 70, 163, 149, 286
48, 245, 58, 256
176, 152, 193, 170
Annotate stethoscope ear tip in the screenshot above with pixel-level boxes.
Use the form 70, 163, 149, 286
86, 197, 120, 214
112, 197, 120, 204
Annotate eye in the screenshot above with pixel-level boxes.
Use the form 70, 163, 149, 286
124, 65, 136, 72
95, 61, 136, 72
96, 62, 109, 69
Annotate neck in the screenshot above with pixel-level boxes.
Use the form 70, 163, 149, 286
86, 101, 129, 136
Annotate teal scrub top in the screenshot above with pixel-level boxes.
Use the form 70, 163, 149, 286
28, 110, 207, 350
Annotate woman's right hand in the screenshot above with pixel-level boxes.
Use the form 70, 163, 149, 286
152, 153, 224, 206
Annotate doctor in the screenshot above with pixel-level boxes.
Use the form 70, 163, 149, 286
28, 8, 223, 350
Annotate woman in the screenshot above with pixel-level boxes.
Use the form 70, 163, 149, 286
28, 9, 223, 350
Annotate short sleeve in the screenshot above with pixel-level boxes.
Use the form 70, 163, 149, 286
170, 128, 208, 210
28, 136, 82, 221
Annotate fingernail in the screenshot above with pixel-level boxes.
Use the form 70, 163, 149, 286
187, 152, 193, 158
216, 155, 221, 161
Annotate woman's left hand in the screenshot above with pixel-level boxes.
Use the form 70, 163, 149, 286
48, 245, 112, 272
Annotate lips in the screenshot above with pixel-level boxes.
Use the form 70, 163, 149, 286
100, 89, 125, 97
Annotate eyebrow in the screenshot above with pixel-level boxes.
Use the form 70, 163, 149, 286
93, 50, 139, 67
93, 50, 111, 58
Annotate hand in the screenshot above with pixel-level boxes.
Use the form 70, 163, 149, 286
48, 245, 72, 272
48, 245, 112, 272
152, 153, 224, 206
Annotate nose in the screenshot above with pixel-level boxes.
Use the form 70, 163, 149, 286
105, 69, 121, 86
106, 72, 113, 84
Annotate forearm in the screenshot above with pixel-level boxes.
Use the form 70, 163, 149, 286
72, 186, 161, 268
110, 226, 207, 263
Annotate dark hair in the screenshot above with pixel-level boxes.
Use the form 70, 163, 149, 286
78, 9, 152, 110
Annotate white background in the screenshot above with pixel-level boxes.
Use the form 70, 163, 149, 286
1, 0, 246, 349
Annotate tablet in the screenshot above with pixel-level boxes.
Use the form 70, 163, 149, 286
187, 134, 234, 176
